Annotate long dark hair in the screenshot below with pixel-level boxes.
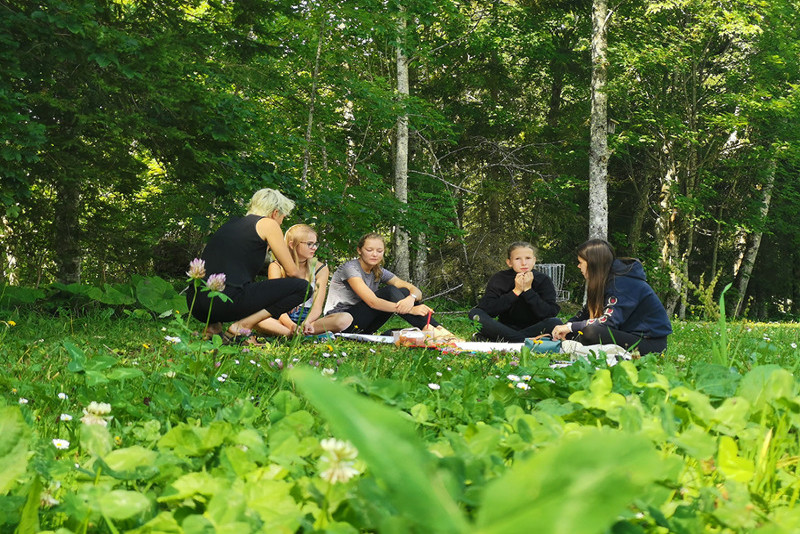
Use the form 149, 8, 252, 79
577, 239, 615, 318
357, 232, 385, 283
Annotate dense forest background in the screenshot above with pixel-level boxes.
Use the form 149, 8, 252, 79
2, 0, 799, 319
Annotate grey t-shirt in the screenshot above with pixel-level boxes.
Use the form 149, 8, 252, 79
324, 259, 395, 314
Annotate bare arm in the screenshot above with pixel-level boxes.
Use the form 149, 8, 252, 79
386, 276, 433, 316
346, 276, 403, 313
267, 261, 284, 280
256, 217, 299, 278
305, 264, 329, 324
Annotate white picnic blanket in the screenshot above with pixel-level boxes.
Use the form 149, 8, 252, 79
332, 333, 630, 365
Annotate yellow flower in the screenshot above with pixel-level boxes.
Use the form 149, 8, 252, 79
142, 343, 150, 349
114, 436, 123, 446
7, 321, 15, 327
577, 331, 584, 336
326, 344, 334, 351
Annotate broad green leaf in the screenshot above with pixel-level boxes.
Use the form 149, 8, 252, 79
717, 436, 755, 484
80, 424, 113, 459
127, 511, 182, 534
0, 407, 31, 495
475, 428, 667, 534
136, 276, 181, 314
15, 475, 40, 533
670, 424, 717, 460
568, 369, 627, 412
99, 490, 151, 520
104, 446, 158, 473
106, 367, 145, 381
243, 479, 303, 532
158, 472, 225, 502
64, 340, 87, 373
737, 366, 795, 413
291, 368, 469, 534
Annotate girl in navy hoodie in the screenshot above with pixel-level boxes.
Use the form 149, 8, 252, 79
551, 239, 672, 354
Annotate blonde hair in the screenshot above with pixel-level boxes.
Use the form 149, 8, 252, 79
358, 232, 385, 283
284, 224, 317, 280
247, 188, 295, 217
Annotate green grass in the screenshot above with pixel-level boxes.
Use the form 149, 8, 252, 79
2, 305, 800, 532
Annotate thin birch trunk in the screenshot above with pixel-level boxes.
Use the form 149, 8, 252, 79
734, 159, 776, 317
393, 10, 410, 280
588, 0, 609, 240
301, 23, 326, 187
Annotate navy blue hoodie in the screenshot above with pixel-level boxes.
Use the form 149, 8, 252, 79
569, 259, 672, 338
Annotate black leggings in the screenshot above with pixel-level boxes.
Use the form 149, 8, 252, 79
469, 307, 562, 343
570, 322, 668, 354
187, 278, 311, 323
340, 286, 440, 334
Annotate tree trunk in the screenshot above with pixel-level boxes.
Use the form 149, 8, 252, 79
301, 22, 326, 187
734, 159, 776, 317
588, 0, 609, 240
413, 233, 428, 289
655, 143, 681, 316
54, 179, 82, 284
393, 10, 411, 280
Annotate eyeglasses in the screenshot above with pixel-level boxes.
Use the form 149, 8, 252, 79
303, 241, 319, 250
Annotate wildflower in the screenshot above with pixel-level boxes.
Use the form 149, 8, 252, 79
8, 320, 15, 326
217, 374, 228, 382
507, 374, 521, 382
142, 343, 149, 349
319, 438, 361, 484
322, 368, 335, 376
81, 401, 112, 426
521, 375, 532, 381
58, 392, 68, 400
164, 370, 176, 378
369, 348, 376, 353
186, 258, 206, 280
60, 413, 73, 422
436, 371, 443, 377
164, 336, 181, 344
234, 359, 240, 365
428, 383, 441, 390
52, 439, 70, 450
792, 343, 798, 349
516, 382, 530, 390
250, 359, 257, 365
206, 273, 226, 292
18, 398, 28, 405
322, 352, 330, 358
341, 352, 347, 357
11, 388, 17, 394
114, 436, 123, 446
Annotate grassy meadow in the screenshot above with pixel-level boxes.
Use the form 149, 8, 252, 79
1, 302, 800, 532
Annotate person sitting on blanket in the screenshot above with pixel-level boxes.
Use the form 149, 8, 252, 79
263, 224, 351, 336
323, 232, 457, 339
186, 188, 311, 344
550, 239, 672, 354
469, 241, 563, 342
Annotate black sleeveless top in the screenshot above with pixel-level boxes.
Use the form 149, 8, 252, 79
201, 215, 269, 288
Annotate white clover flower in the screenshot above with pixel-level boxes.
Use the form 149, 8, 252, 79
81, 413, 109, 427
217, 374, 227, 383
58, 392, 68, 400
341, 352, 347, 357
250, 359, 257, 365
85, 401, 111, 415
321, 368, 336, 376
792, 343, 798, 349
235, 359, 240, 365
206, 273, 226, 292
164, 336, 182, 344
322, 352, 330, 358
186, 258, 206, 280
164, 370, 176, 378
52, 439, 70, 450
436, 371, 443, 377
428, 383, 441, 390
507, 374, 521, 382
18, 398, 28, 405
516, 382, 530, 390
60, 413, 73, 422
319, 438, 361, 484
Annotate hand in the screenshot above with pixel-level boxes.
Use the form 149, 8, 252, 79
551, 324, 572, 341
302, 322, 316, 335
514, 272, 533, 294
521, 271, 533, 292
411, 304, 434, 316
395, 294, 416, 314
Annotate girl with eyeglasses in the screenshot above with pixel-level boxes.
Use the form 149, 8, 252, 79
265, 224, 350, 335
